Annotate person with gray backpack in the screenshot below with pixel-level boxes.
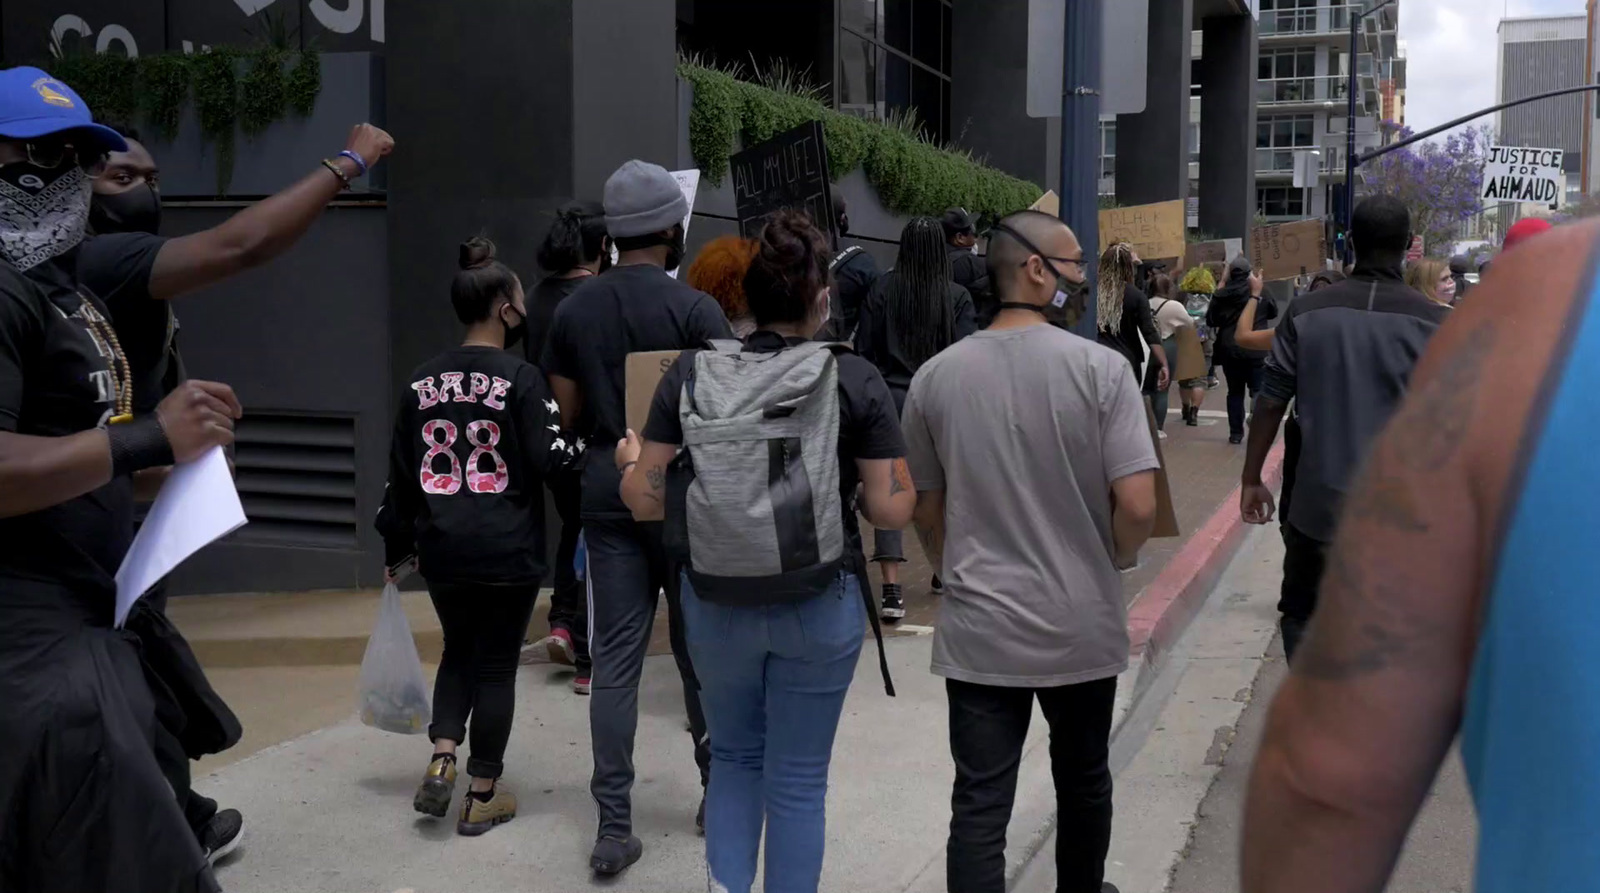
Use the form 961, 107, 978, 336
615, 210, 915, 893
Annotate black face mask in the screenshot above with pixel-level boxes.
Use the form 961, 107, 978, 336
501, 303, 527, 349
90, 183, 162, 235
664, 227, 686, 273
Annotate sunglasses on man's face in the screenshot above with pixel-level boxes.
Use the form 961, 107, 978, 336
0, 139, 109, 177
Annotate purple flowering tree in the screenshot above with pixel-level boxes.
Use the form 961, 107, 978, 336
1362, 124, 1491, 256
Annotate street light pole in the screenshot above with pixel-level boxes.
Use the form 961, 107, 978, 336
1342, 0, 1397, 264
1061, 0, 1102, 339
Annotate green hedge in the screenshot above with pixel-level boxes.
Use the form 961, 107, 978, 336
48, 46, 321, 194
679, 63, 1042, 222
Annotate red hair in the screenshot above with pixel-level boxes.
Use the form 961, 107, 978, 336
686, 235, 760, 321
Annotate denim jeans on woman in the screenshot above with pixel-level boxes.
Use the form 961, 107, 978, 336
680, 569, 866, 893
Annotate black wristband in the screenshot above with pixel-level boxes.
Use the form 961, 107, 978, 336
107, 415, 175, 478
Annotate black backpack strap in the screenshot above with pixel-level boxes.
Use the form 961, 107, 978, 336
854, 566, 897, 697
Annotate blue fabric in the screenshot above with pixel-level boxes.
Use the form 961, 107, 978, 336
1462, 268, 1600, 893
680, 571, 865, 893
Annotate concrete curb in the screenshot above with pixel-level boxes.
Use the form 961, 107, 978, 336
998, 441, 1287, 892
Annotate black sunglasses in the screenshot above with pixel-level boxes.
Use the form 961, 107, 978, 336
2, 139, 109, 177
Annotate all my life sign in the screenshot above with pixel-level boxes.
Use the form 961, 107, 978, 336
1482, 146, 1565, 208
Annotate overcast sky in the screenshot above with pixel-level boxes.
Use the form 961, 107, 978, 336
1401, 0, 1585, 133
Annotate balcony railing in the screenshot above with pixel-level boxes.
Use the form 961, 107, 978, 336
1257, 75, 1352, 106
1259, 5, 1358, 37
1255, 146, 1345, 175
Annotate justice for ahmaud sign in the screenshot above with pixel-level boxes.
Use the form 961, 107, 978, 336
1481, 146, 1565, 207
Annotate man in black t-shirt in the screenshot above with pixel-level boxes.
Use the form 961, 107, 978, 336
818, 190, 880, 342
76, 119, 394, 862
0, 66, 243, 893
943, 207, 992, 322
542, 160, 733, 877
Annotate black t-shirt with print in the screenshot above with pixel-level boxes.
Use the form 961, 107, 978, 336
78, 232, 174, 412
0, 260, 134, 605
376, 346, 580, 585
643, 331, 906, 569
541, 264, 733, 519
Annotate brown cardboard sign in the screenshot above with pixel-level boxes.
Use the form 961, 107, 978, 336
1144, 398, 1181, 539
625, 350, 682, 435
1249, 219, 1326, 282
1100, 200, 1187, 262
1170, 325, 1207, 383
1029, 190, 1060, 216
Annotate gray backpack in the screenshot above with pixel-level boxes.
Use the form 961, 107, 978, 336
671, 340, 845, 601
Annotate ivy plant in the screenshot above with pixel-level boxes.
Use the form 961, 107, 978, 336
678, 62, 1042, 222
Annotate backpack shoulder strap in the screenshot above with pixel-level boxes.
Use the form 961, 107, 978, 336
829, 245, 864, 273
706, 339, 744, 354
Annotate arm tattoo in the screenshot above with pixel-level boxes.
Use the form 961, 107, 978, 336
641, 465, 665, 505
1292, 538, 1443, 681
889, 458, 912, 497
1391, 323, 1495, 472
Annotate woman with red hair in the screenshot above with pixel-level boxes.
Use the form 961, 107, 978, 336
687, 235, 760, 338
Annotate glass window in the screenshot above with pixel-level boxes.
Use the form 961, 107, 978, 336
1293, 116, 1313, 145
841, 0, 877, 39
1103, 122, 1116, 156
913, 0, 942, 68
1259, 55, 1273, 80
1296, 49, 1314, 77
884, 51, 912, 118
1257, 122, 1272, 148
883, 0, 911, 53
913, 64, 942, 139
839, 32, 879, 116
941, 80, 951, 143
942, 2, 952, 73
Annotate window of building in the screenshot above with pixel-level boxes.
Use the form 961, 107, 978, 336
1099, 121, 1117, 194
838, 0, 953, 143
1257, 186, 1306, 218
1259, 47, 1315, 81
1260, 0, 1318, 36
1256, 113, 1315, 172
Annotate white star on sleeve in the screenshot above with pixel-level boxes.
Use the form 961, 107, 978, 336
551, 437, 567, 452
547, 424, 561, 434
544, 399, 559, 415
574, 440, 587, 454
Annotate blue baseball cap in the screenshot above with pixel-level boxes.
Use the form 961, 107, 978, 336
0, 66, 127, 153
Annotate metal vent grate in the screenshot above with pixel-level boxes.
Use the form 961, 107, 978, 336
232, 413, 359, 549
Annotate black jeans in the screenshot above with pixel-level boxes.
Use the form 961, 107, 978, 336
1279, 523, 1329, 663
546, 471, 591, 673
946, 676, 1117, 893
426, 580, 541, 779
1217, 349, 1264, 438
585, 516, 711, 839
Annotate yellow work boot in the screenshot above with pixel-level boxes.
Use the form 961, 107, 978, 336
457, 784, 517, 836
413, 754, 457, 818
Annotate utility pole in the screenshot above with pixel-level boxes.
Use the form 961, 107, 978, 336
1061, 0, 1103, 339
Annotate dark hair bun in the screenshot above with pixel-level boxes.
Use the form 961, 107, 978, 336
459, 235, 498, 271
743, 210, 830, 327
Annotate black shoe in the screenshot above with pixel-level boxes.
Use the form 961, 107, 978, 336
696, 795, 706, 836
930, 574, 944, 594
199, 809, 244, 866
1184, 406, 1198, 426
591, 835, 643, 876
1229, 433, 1244, 445
879, 584, 905, 622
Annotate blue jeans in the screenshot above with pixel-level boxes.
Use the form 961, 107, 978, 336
680, 571, 866, 893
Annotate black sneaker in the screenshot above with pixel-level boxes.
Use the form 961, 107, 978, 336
591, 834, 643, 876
880, 584, 906, 621
199, 809, 244, 866
1185, 406, 1199, 427
696, 795, 706, 836
1229, 433, 1244, 445
930, 574, 944, 594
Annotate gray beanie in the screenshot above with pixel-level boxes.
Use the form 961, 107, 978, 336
603, 160, 688, 239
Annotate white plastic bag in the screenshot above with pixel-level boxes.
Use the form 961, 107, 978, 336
357, 584, 432, 735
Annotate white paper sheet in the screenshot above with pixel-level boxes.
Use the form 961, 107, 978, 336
667, 168, 700, 280
114, 446, 247, 627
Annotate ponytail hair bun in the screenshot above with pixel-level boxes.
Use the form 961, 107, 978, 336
537, 200, 608, 272
459, 235, 498, 271
744, 209, 830, 327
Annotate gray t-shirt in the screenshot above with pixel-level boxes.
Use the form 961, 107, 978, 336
902, 324, 1161, 688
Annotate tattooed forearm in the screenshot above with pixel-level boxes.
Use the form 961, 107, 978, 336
890, 458, 913, 497
1344, 472, 1428, 533
641, 465, 665, 504
1392, 323, 1495, 472
1292, 536, 1444, 681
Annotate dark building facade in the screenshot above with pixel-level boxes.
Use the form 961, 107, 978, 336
3, 0, 1255, 595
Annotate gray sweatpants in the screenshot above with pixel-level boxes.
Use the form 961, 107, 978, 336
584, 516, 710, 840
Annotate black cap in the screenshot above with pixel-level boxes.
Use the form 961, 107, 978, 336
941, 207, 976, 240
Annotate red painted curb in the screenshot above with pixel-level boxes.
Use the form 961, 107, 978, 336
1127, 439, 1287, 664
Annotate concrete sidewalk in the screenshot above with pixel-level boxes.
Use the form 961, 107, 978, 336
202, 634, 1135, 893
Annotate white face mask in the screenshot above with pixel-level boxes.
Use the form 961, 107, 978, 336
813, 288, 832, 339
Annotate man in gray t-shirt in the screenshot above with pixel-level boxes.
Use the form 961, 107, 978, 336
902, 211, 1159, 893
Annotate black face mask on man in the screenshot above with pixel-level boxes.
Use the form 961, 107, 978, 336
664, 225, 687, 273
90, 183, 161, 236
0, 160, 91, 272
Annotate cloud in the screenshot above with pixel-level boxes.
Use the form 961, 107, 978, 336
1401, 0, 1585, 134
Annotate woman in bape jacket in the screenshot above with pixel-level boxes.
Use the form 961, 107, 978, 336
377, 237, 581, 837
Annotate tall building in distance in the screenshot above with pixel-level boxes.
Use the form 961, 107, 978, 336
1497, 15, 1586, 206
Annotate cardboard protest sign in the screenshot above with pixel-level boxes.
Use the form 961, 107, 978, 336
1029, 190, 1060, 216
1481, 145, 1564, 208
1170, 325, 1207, 383
1143, 398, 1181, 539
1249, 219, 1325, 282
1183, 237, 1242, 271
730, 121, 837, 243
1099, 200, 1186, 262
625, 351, 682, 435
666, 169, 700, 280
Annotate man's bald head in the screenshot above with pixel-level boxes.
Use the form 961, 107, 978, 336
987, 210, 1084, 301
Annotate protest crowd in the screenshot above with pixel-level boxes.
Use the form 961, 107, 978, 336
0, 54, 1590, 893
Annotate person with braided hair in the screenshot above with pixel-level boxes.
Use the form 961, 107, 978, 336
1097, 241, 1168, 398
855, 216, 977, 620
